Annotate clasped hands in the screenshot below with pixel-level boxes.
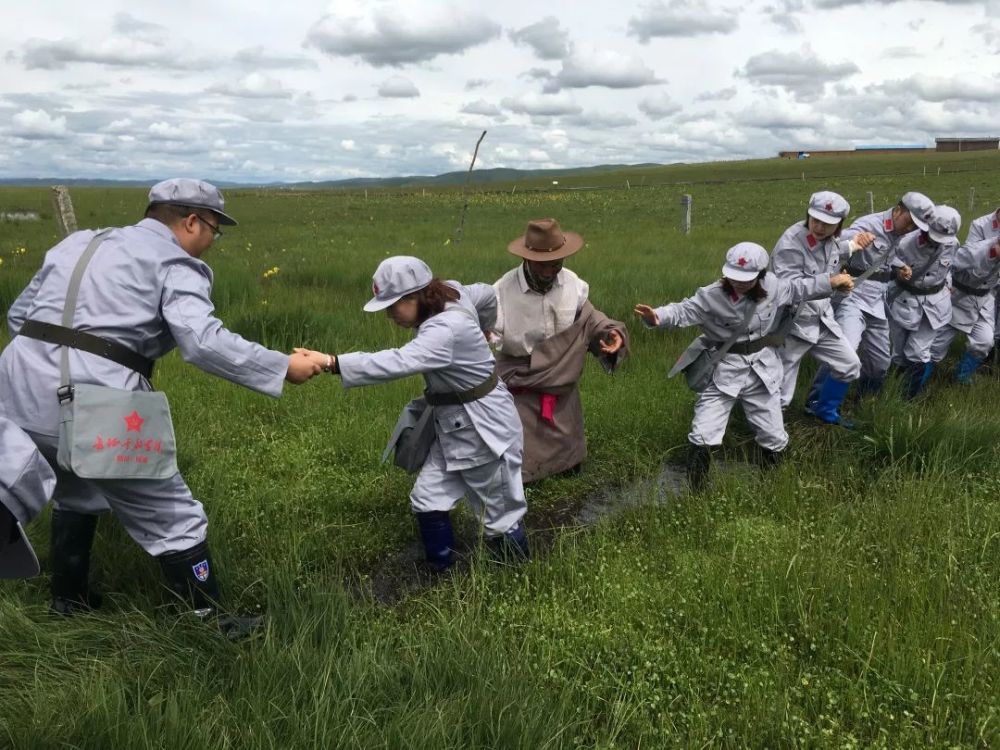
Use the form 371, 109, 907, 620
285, 348, 336, 384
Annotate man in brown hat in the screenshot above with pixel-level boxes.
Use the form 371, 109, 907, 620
491, 218, 628, 482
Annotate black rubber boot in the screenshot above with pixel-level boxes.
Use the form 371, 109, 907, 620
158, 541, 264, 640
414, 511, 456, 572
49, 509, 103, 616
757, 447, 785, 470
685, 444, 712, 493
485, 521, 531, 564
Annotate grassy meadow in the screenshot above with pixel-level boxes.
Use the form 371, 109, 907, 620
1, 151, 999, 748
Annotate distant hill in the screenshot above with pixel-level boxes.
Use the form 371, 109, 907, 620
0, 164, 665, 190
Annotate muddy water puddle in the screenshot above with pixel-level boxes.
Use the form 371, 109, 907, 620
349, 461, 696, 605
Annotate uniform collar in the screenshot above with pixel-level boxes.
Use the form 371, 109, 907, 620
882, 209, 895, 234
136, 217, 182, 247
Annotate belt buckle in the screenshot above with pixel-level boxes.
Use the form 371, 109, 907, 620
57, 385, 75, 404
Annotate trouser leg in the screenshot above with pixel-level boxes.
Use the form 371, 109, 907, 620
888, 318, 910, 368
410, 441, 463, 570
687, 384, 736, 491
778, 336, 812, 409
739, 377, 789, 452
461, 449, 530, 563
856, 315, 891, 394
930, 325, 957, 364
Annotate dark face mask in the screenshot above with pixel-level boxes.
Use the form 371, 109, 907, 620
522, 260, 560, 294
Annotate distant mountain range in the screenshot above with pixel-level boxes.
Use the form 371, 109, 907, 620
0, 164, 665, 190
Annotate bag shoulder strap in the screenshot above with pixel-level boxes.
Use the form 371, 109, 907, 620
59, 230, 113, 389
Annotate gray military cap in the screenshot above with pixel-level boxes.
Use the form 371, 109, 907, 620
927, 205, 961, 245
364, 256, 434, 312
807, 191, 851, 224
0, 418, 56, 579
722, 242, 769, 282
147, 178, 238, 226
901, 191, 934, 231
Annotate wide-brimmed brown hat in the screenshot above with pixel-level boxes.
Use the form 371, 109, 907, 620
507, 218, 584, 261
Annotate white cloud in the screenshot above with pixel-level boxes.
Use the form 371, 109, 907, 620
377, 75, 420, 98
341, 139, 357, 151
10, 109, 68, 139
208, 73, 293, 99
543, 47, 661, 92
501, 92, 583, 116
628, 0, 739, 41
508, 17, 572, 60
306, 4, 500, 67
461, 99, 502, 116
638, 92, 682, 120
738, 46, 859, 95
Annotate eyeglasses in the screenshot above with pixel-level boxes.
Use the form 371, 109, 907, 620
194, 214, 223, 241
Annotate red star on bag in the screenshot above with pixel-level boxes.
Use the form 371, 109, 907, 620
737, 257, 747, 267
124, 410, 144, 433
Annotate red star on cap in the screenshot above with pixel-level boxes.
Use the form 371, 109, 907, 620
737, 257, 747, 267
825, 202, 833, 211
373, 282, 380, 295
124, 410, 144, 433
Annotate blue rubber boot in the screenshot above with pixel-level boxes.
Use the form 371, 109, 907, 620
904, 361, 934, 400
812, 376, 853, 427
414, 511, 455, 572
955, 351, 984, 385
486, 521, 531, 564
804, 366, 830, 416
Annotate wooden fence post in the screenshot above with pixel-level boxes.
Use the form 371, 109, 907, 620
51, 185, 78, 237
680, 194, 692, 235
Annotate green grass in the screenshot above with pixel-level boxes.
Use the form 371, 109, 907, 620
1, 151, 999, 748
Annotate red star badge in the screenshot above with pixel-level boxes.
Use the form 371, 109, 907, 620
737, 257, 747, 267
373, 282, 380, 295
124, 410, 144, 433
825, 202, 833, 211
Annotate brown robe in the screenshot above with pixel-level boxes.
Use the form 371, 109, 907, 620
495, 301, 629, 482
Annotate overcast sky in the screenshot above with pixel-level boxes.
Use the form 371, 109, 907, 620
2, 0, 998, 183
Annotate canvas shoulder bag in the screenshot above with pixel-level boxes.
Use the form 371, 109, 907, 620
380, 303, 493, 473
668, 300, 757, 392
54, 231, 179, 479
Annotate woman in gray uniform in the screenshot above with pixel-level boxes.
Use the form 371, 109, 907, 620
634, 242, 854, 491
887, 205, 961, 398
296, 256, 528, 571
929, 237, 1000, 384
770, 191, 874, 415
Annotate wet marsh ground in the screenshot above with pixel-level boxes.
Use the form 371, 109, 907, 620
1, 152, 999, 747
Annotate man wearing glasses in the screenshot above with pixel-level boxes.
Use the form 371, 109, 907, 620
0, 178, 321, 637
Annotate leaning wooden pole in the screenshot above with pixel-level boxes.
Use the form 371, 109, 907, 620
51, 185, 78, 237
452, 130, 487, 245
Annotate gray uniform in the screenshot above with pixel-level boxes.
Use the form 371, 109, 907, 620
338, 283, 527, 537
887, 232, 958, 365
966, 210, 1000, 342
0, 219, 289, 556
650, 272, 833, 451
771, 223, 861, 407
835, 210, 905, 380
0, 416, 56, 578
930, 238, 1000, 360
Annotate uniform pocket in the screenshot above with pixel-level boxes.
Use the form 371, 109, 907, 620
434, 406, 492, 468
